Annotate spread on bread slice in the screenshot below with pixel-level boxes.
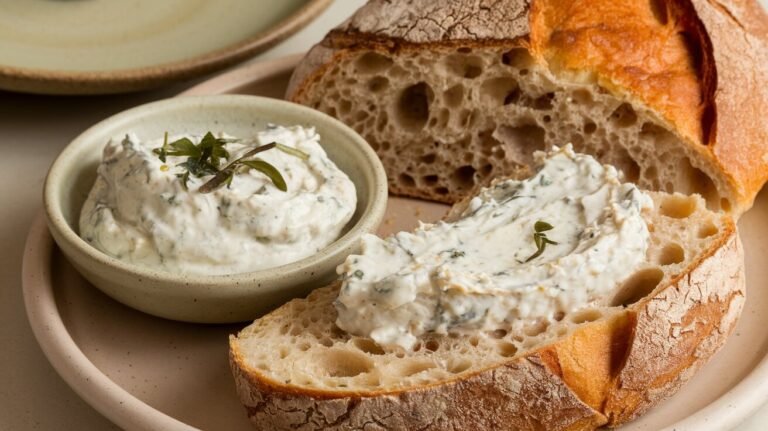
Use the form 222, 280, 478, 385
335, 146, 653, 350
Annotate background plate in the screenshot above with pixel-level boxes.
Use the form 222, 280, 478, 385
0, 0, 330, 95
22, 56, 768, 430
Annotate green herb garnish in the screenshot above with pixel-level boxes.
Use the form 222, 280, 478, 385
153, 132, 229, 189
353, 270, 365, 279
153, 132, 309, 193
197, 143, 284, 193
522, 220, 559, 263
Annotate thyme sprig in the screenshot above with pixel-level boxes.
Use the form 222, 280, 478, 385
153, 132, 309, 193
522, 220, 559, 263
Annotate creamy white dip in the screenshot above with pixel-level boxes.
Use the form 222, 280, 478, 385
335, 145, 652, 349
79, 125, 357, 275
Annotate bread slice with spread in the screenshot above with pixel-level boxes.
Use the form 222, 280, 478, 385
229, 0, 763, 429
230, 147, 744, 430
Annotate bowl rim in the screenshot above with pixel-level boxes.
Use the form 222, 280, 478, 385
43, 94, 388, 289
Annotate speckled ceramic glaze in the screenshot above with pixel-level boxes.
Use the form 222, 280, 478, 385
43, 95, 388, 323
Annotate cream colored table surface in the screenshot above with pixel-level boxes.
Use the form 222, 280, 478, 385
1, 1, 766, 430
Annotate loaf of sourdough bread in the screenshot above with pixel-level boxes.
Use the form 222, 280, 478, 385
230, 191, 744, 430
287, 0, 768, 215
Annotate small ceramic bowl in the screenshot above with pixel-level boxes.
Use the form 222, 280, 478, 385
44, 95, 388, 323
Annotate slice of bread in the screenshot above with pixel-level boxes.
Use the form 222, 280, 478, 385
286, 0, 768, 216
230, 191, 744, 430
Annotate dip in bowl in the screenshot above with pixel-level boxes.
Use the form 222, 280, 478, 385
44, 95, 388, 323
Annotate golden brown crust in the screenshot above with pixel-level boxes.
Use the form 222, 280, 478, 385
689, 0, 768, 210
605, 224, 745, 425
545, 313, 637, 413
287, 0, 768, 214
530, 0, 706, 146
530, 0, 768, 213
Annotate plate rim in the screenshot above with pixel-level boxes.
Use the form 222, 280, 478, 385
22, 212, 197, 431
0, 0, 331, 95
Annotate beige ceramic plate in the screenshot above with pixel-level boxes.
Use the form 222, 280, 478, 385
0, 0, 330, 95
22, 56, 768, 430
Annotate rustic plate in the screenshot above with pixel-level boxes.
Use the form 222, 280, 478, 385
0, 0, 330, 95
22, 56, 768, 430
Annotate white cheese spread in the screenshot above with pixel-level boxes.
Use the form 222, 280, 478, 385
335, 145, 652, 349
79, 125, 357, 275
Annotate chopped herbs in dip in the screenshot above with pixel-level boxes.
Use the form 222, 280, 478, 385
334, 145, 653, 350
79, 125, 356, 275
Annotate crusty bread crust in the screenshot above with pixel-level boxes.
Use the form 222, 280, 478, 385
604, 223, 745, 424
287, 0, 768, 215
688, 0, 768, 211
231, 343, 608, 430
230, 213, 744, 430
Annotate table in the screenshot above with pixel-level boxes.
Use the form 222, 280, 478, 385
1, 1, 765, 429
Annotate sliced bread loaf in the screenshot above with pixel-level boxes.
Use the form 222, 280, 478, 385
230, 191, 744, 430
286, 0, 768, 215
